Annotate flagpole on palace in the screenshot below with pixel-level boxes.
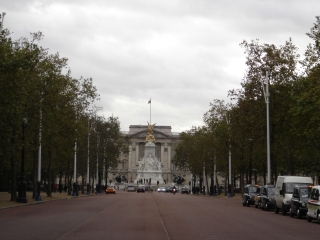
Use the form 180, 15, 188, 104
148, 98, 151, 124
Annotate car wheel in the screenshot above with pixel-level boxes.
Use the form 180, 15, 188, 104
265, 203, 269, 211
275, 205, 279, 214
242, 200, 246, 207
246, 200, 250, 207
290, 209, 294, 218
261, 204, 264, 211
317, 211, 320, 223
258, 201, 261, 209
297, 209, 301, 219
281, 204, 287, 216
282, 204, 287, 216
307, 215, 312, 222
255, 203, 258, 208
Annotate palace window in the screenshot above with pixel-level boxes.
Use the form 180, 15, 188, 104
155, 143, 161, 157
139, 142, 145, 157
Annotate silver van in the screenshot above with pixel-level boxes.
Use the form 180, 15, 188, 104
274, 176, 313, 215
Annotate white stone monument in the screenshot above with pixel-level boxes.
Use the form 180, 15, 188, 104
135, 123, 164, 185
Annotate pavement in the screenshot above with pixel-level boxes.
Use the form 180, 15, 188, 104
0, 191, 94, 210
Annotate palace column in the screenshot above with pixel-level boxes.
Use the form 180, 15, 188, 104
168, 144, 172, 167
135, 142, 140, 167
160, 143, 165, 166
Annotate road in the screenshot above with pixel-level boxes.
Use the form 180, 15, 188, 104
0, 190, 318, 240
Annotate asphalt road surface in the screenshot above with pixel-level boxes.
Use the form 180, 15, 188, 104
0, 190, 318, 240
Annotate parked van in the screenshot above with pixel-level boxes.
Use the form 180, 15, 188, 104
274, 176, 313, 215
306, 185, 320, 222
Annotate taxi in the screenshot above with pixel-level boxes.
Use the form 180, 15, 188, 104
242, 184, 257, 207
254, 185, 264, 209
306, 185, 320, 222
289, 185, 312, 219
105, 186, 116, 194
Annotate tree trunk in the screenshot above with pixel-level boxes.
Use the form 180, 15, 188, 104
46, 151, 52, 197
9, 127, 17, 202
224, 175, 227, 196
240, 172, 244, 194
216, 175, 220, 195
68, 177, 72, 195
10, 155, 17, 201
81, 170, 85, 195
32, 149, 37, 198
233, 173, 236, 196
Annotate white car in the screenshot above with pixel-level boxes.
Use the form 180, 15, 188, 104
157, 187, 166, 193
127, 185, 136, 192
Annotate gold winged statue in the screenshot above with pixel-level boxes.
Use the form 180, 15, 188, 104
145, 122, 156, 143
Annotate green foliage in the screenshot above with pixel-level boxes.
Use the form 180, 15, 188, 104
0, 28, 126, 197
173, 16, 320, 188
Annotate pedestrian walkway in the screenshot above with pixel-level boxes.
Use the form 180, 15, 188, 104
0, 191, 92, 210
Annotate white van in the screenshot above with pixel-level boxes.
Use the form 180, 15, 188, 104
274, 176, 313, 215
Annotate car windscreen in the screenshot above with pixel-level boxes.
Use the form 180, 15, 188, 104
248, 186, 257, 193
285, 183, 309, 194
267, 187, 275, 194
299, 188, 309, 198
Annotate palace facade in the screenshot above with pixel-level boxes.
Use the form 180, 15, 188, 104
110, 125, 192, 185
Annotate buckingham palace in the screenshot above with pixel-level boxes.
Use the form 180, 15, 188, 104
110, 125, 191, 185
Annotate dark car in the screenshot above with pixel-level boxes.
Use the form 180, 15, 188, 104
260, 185, 275, 211
166, 186, 173, 193
145, 185, 153, 192
242, 184, 257, 207
254, 185, 264, 209
289, 185, 311, 218
137, 185, 145, 193
181, 187, 190, 194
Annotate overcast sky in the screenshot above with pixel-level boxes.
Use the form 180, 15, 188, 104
2, 0, 319, 132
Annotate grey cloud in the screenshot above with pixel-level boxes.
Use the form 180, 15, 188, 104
2, 0, 319, 132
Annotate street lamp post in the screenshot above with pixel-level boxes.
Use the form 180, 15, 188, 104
228, 146, 232, 198
95, 132, 100, 194
35, 108, 42, 201
261, 72, 271, 183
72, 114, 78, 197
203, 162, 207, 195
213, 154, 217, 196
17, 118, 28, 203
249, 138, 253, 184
103, 128, 110, 189
86, 121, 91, 195
226, 113, 232, 198
72, 137, 78, 196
